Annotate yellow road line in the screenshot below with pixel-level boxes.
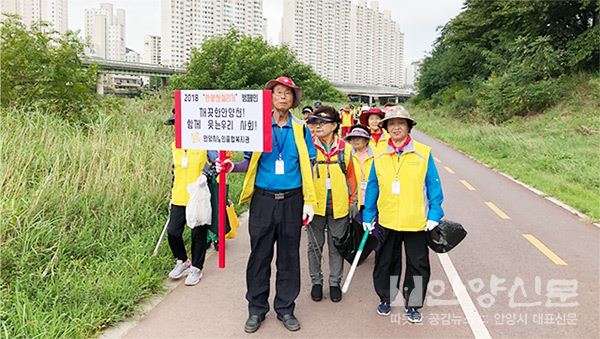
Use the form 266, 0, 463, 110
434, 156, 442, 163
444, 166, 455, 174
485, 201, 510, 219
522, 234, 568, 266
460, 179, 476, 191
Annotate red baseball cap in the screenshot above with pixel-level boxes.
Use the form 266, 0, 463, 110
264, 76, 303, 108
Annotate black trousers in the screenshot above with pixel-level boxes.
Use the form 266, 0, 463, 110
166, 204, 209, 270
246, 189, 303, 317
373, 228, 430, 308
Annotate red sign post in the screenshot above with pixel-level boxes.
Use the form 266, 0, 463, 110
174, 90, 272, 268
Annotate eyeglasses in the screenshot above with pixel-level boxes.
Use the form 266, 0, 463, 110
273, 91, 293, 97
311, 120, 335, 126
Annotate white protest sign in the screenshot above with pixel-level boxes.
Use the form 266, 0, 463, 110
174, 90, 272, 152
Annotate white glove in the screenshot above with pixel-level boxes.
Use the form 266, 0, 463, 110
197, 174, 207, 185
215, 159, 234, 174
425, 220, 439, 231
362, 222, 374, 233
302, 204, 314, 224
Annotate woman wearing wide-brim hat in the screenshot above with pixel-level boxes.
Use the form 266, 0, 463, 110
359, 107, 389, 156
344, 124, 375, 209
362, 105, 445, 323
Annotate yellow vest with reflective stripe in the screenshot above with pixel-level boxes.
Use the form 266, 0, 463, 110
351, 149, 374, 207
313, 139, 353, 218
369, 130, 390, 156
374, 140, 431, 231
239, 116, 316, 205
171, 142, 208, 206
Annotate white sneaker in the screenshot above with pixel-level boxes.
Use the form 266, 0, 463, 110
168, 259, 190, 279
185, 266, 203, 286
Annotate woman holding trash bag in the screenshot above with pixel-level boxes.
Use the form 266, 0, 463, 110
306, 106, 357, 303
164, 112, 217, 286
362, 105, 444, 322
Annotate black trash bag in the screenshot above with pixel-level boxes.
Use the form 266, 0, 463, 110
427, 219, 467, 253
333, 218, 377, 265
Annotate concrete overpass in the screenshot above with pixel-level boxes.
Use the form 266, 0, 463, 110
81, 57, 414, 101
331, 82, 414, 105
81, 57, 186, 94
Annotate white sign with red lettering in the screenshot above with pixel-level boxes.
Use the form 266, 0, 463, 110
174, 90, 272, 152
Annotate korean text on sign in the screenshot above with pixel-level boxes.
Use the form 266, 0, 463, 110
174, 90, 272, 152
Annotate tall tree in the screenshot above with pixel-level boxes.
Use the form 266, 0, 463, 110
0, 15, 97, 119
170, 29, 345, 102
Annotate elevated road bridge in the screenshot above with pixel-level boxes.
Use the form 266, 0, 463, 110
331, 82, 413, 105
82, 57, 414, 102
81, 57, 185, 95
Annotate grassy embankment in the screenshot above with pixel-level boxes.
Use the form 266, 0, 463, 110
0, 94, 245, 338
410, 73, 600, 221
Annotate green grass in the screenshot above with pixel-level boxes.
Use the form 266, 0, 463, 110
410, 73, 600, 221
0, 94, 244, 338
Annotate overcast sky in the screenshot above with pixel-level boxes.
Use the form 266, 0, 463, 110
69, 0, 465, 64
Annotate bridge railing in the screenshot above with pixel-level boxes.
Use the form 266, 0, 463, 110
81, 56, 187, 75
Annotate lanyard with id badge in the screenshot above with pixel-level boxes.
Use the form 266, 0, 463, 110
391, 153, 406, 195
181, 150, 188, 168
358, 158, 369, 190
319, 141, 340, 190
274, 126, 289, 175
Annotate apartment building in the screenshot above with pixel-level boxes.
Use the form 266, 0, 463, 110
85, 3, 126, 61
143, 35, 162, 64
282, 0, 404, 86
161, 0, 263, 67
282, 0, 352, 83
0, 0, 68, 33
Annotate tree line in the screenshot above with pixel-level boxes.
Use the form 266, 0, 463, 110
415, 0, 599, 122
0, 17, 344, 121
169, 29, 346, 102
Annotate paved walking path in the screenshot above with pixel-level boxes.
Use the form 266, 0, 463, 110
112, 130, 598, 338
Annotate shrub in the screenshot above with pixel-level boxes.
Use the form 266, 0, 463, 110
0, 15, 98, 120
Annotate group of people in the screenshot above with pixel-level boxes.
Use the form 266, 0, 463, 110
163, 75, 445, 333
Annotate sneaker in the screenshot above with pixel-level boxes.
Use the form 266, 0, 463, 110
377, 302, 391, 316
406, 307, 422, 323
185, 266, 203, 286
168, 259, 190, 279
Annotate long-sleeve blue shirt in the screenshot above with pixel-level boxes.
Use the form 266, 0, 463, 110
242, 116, 315, 191
362, 152, 444, 225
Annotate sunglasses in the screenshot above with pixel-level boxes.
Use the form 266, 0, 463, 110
309, 120, 336, 126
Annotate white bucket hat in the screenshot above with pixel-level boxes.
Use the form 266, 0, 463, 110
378, 105, 416, 129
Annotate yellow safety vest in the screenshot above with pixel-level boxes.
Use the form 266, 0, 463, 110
369, 130, 390, 156
239, 115, 316, 205
373, 140, 431, 231
341, 111, 353, 127
171, 142, 208, 206
313, 138, 353, 218
351, 147, 375, 207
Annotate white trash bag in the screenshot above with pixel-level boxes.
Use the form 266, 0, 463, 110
186, 174, 212, 228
